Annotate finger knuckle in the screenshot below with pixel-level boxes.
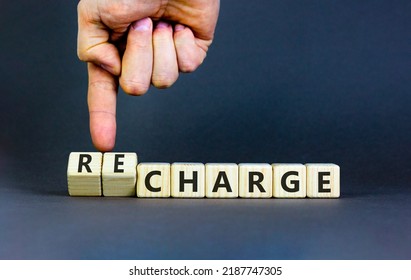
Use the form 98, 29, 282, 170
77, 49, 87, 61
121, 79, 149, 96
152, 74, 178, 89
89, 80, 117, 92
179, 59, 200, 73
103, 0, 133, 19
130, 39, 150, 49
77, 0, 85, 14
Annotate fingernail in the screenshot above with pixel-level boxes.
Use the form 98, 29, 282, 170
156, 21, 170, 29
174, 24, 185, 32
132, 18, 151, 31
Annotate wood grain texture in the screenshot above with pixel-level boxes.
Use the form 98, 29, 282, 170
67, 153, 341, 199
239, 163, 272, 198
272, 164, 306, 198
137, 163, 171, 198
102, 153, 137, 197
272, 163, 307, 198
206, 163, 238, 198
171, 163, 205, 198
67, 152, 102, 196
306, 164, 340, 198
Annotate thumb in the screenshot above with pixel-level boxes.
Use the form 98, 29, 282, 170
77, 1, 121, 76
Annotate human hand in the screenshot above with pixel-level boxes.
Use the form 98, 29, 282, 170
77, 0, 219, 151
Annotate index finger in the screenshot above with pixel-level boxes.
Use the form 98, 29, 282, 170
87, 63, 118, 152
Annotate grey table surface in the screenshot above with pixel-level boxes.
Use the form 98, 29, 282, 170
1, 0, 411, 259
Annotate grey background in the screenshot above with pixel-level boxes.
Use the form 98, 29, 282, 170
1, 0, 410, 259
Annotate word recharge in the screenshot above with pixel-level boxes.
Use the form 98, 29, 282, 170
67, 152, 340, 198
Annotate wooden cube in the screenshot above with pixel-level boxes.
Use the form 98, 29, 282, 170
239, 163, 272, 198
102, 153, 138, 197
306, 164, 340, 198
272, 164, 306, 198
136, 163, 170, 197
67, 152, 102, 196
206, 163, 238, 198
171, 163, 205, 198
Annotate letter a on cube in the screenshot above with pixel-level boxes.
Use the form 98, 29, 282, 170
206, 163, 238, 198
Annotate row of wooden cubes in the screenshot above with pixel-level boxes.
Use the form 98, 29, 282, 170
67, 152, 340, 198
